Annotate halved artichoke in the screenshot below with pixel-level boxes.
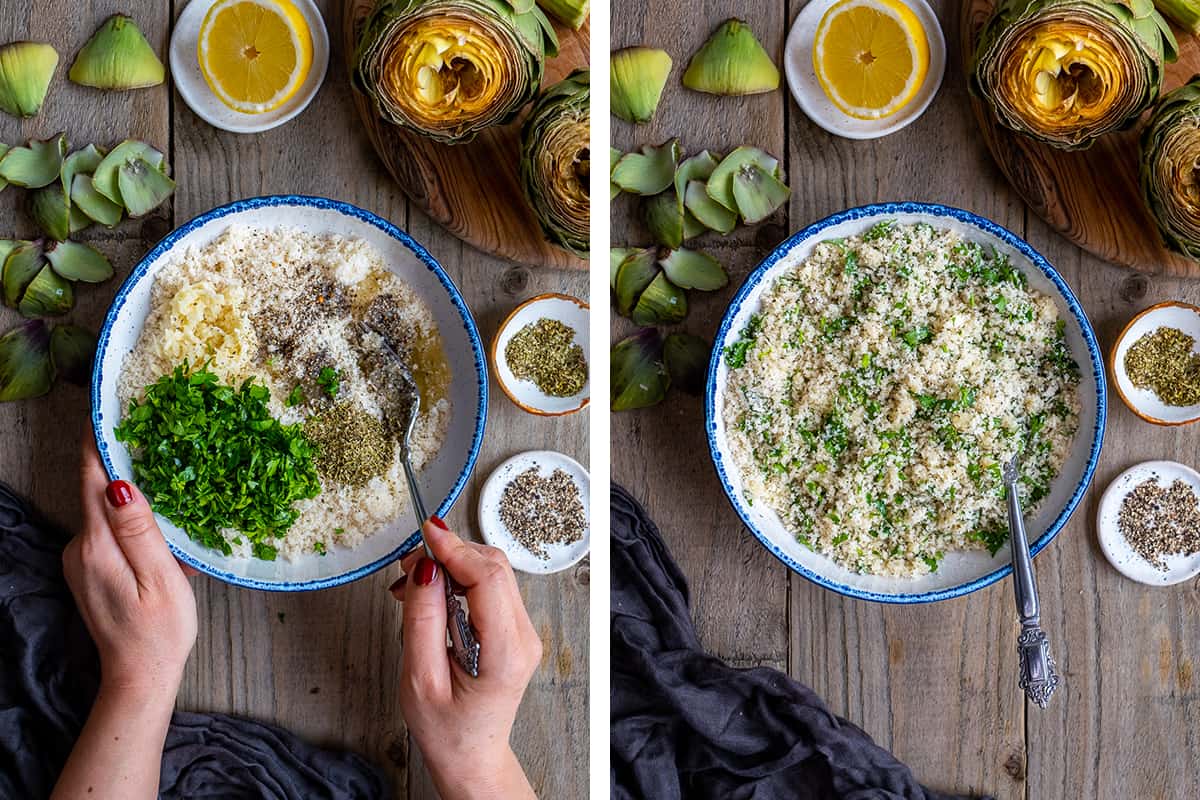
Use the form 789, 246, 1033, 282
1141, 76, 1200, 259
521, 69, 589, 257
354, 0, 558, 144
971, 0, 1176, 150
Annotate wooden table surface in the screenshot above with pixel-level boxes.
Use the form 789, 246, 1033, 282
0, 2, 588, 798
612, 3, 1200, 797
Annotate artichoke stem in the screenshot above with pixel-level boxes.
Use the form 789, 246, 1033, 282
537, 0, 589, 29
1154, 0, 1200, 33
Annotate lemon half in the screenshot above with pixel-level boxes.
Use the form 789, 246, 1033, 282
813, 0, 930, 120
198, 0, 313, 115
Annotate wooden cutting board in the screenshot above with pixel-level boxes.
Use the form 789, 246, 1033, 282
343, 0, 589, 270
962, 0, 1200, 277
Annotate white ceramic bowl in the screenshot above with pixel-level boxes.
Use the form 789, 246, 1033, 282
1110, 302, 1200, 426
491, 293, 590, 416
1096, 460, 1200, 586
91, 196, 487, 591
784, 0, 946, 140
477, 450, 591, 575
169, 0, 330, 134
706, 203, 1106, 603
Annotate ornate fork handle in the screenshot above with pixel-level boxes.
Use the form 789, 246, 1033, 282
403, 450, 481, 678
1004, 456, 1059, 709
1017, 624, 1058, 709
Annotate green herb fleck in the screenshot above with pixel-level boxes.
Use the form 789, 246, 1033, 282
317, 366, 341, 398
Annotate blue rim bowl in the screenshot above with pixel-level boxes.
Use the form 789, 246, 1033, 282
705, 202, 1106, 603
91, 195, 488, 591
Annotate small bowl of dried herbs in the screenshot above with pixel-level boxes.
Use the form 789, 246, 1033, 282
1096, 460, 1200, 586
491, 294, 589, 416
1111, 302, 1200, 426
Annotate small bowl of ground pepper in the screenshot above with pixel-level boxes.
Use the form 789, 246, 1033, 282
1097, 460, 1200, 586
1110, 301, 1200, 426
491, 293, 589, 416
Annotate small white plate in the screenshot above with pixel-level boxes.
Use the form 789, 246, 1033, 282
491, 294, 590, 416
169, 0, 330, 134
784, 0, 946, 140
478, 450, 590, 575
1110, 302, 1200, 426
1096, 460, 1200, 586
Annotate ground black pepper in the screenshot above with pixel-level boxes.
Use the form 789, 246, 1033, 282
504, 318, 587, 397
498, 466, 585, 559
1117, 477, 1200, 570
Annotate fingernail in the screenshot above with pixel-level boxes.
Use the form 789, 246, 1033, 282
105, 480, 133, 508
388, 575, 407, 594
429, 515, 449, 531
414, 557, 438, 586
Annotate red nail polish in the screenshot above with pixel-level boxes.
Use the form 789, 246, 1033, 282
105, 480, 133, 507
388, 575, 407, 593
430, 515, 449, 531
414, 557, 438, 586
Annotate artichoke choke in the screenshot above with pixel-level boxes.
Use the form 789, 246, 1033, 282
971, 0, 1176, 150
354, 0, 557, 144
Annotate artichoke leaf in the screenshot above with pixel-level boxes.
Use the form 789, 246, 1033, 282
71, 173, 124, 227
611, 139, 680, 195
682, 19, 780, 96
663, 332, 710, 395
642, 191, 684, 249
50, 324, 96, 386
69, 15, 165, 90
614, 248, 658, 317
18, 264, 74, 318
0, 320, 54, 402
611, 328, 669, 411
28, 184, 71, 241
684, 179, 737, 234
611, 46, 672, 123
707, 146, 778, 211
0, 134, 68, 189
118, 157, 176, 217
0, 42, 58, 118
91, 139, 165, 205
610, 246, 640, 289
659, 248, 728, 290
732, 163, 791, 224
46, 240, 114, 283
2, 241, 42, 308
631, 271, 687, 325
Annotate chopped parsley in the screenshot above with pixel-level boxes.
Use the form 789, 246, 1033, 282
113, 362, 322, 560
724, 314, 762, 368
317, 366, 341, 398
286, 385, 306, 407
863, 219, 895, 241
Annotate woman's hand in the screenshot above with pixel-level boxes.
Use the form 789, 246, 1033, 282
391, 518, 542, 800
51, 440, 198, 800
64, 441, 198, 700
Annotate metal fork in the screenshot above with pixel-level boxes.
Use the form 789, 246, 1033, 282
1002, 453, 1059, 708
362, 322, 481, 678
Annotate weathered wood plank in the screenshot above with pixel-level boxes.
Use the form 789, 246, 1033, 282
611, 0, 791, 671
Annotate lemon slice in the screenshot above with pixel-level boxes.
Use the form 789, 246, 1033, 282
198, 0, 313, 115
813, 0, 929, 120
